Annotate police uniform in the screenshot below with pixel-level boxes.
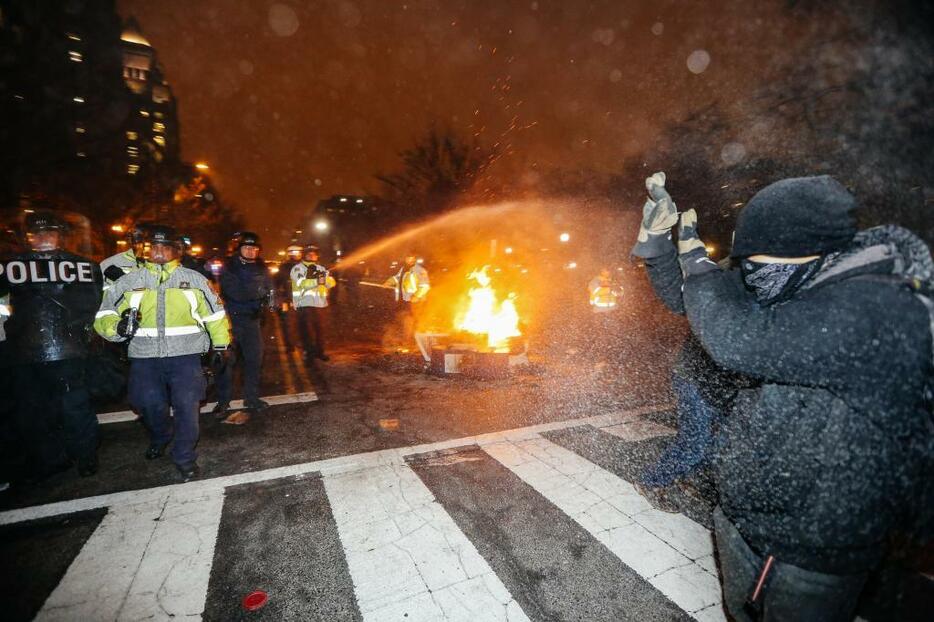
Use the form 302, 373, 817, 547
384, 260, 430, 346
100, 249, 140, 289
290, 250, 335, 360
95, 226, 230, 479
215, 232, 273, 413
0, 212, 103, 480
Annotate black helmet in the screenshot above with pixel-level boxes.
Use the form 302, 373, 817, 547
25, 210, 65, 233
127, 222, 152, 244
238, 231, 261, 248
147, 224, 177, 245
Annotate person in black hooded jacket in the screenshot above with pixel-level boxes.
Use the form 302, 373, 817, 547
632, 173, 933, 621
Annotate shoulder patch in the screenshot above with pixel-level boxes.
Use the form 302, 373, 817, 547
180, 282, 191, 289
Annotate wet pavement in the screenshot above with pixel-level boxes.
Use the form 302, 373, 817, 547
1, 285, 929, 620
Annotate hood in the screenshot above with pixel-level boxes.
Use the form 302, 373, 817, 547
731, 175, 858, 258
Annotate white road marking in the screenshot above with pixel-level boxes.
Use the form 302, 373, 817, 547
483, 436, 723, 620
1, 403, 668, 526
323, 455, 530, 621
36, 491, 224, 621
96, 391, 319, 424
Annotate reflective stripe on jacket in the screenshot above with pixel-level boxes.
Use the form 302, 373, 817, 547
588, 278, 620, 311
290, 261, 335, 308
94, 260, 230, 358
389, 265, 430, 302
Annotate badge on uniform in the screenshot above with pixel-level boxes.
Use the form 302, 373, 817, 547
180, 282, 191, 289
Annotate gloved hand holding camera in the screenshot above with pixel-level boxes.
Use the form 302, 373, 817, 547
116, 308, 142, 339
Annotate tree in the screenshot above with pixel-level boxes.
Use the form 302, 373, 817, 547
376, 126, 499, 222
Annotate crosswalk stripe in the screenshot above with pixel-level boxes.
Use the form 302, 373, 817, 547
96, 391, 319, 424
484, 435, 724, 620
2, 404, 670, 527
37, 491, 223, 621
410, 446, 694, 621
203, 475, 360, 621
323, 454, 530, 621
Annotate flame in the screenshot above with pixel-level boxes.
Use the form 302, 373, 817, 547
455, 266, 521, 351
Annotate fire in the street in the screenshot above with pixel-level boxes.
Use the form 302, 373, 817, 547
455, 266, 521, 351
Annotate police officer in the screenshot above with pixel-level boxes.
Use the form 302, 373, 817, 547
214, 231, 273, 416
274, 244, 302, 351
94, 225, 230, 481
290, 244, 335, 361
0, 211, 103, 480
177, 233, 213, 280
100, 223, 147, 289
384, 252, 430, 347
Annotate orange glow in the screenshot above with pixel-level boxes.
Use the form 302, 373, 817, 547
111, 224, 125, 233
194, 162, 210, 170
455, 266, 521, 351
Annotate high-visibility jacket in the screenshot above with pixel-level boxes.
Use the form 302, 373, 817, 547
386, 264, 430, 302
588, 277, 621, 312
94, 259, 230, 358
290, 261, 336, 308
0, 293, 8, 342
100, 249, 140, 290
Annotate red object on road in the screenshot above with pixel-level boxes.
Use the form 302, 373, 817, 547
242, 590, 268, 611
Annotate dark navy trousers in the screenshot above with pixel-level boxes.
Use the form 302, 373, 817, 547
128, 354, 205, 468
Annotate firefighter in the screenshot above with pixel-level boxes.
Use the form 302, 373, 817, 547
100, 223, 147, 289
214, 231, 273, 416
0, 211, 103, 481
588, 268, 622, 312
290, 244, 335, 361
274, 244, 302, 351
383, 253, 430, 347
94, 225, 230, 481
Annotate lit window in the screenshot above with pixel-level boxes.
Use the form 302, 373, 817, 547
154, 111, 164, 119
128, 164, 140, 175
73, 96, 85, 103
67, 33, 81, 41
75, 126, 86, 134
355, 198, 364, 203
140, 109, 150, 117
152, 122, 165, 133
68, 51, 83, 62
126, 131, 138, 140
153, 135, 165, 147
76, 152, 86, 157
339, 197, 348, 202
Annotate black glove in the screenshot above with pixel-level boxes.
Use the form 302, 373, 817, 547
116, 308, 142, 339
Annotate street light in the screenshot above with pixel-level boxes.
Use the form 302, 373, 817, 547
194, 162, 209, 171
504, 246, 514, 255
314, 220, 329, 232
559, 232, 570, 243
111, 224, 125, 233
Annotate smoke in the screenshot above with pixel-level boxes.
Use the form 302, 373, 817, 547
334, 197, 641, 340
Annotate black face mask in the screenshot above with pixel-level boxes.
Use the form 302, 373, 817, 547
740, 258, 822, 305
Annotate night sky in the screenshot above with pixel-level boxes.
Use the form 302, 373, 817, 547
118, 0, 805, 248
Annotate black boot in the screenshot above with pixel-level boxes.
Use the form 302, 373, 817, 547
145, 443, 168, 460
177, 463, 200, 482
77, 455, 98, 477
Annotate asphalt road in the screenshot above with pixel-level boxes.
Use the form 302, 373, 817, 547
1, 284, 930, 620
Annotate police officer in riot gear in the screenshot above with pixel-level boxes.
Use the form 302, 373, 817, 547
214, 231, 273, 416
0, 211, 103, 480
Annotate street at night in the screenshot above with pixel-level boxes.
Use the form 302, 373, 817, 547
2, 1, 933, 621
